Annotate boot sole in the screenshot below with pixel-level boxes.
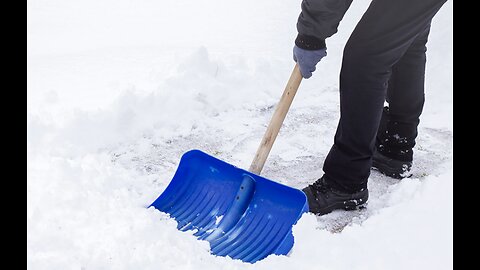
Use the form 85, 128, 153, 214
315, 198, 368, 215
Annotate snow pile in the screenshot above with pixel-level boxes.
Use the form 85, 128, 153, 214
287, 170, 453, 270
28, 0, 452, 269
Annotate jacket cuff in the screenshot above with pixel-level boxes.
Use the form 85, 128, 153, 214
295, 34, 326, 50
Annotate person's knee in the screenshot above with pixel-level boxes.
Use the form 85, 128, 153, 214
341, 40, 391, 86
341, 48, 381, 87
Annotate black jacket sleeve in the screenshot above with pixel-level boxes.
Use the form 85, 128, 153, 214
296, 0, 353, 50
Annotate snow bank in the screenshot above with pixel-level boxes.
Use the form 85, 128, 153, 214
287, 170, 453, 270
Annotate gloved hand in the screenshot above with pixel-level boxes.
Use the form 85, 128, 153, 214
293, 45, 327, 79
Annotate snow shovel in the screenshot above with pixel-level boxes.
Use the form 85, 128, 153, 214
149, 64, 308, 263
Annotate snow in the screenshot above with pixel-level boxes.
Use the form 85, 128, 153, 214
27, 0, 453, 269
215, 215, 224, 225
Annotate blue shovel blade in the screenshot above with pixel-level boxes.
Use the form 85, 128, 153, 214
149, 149, 308, 263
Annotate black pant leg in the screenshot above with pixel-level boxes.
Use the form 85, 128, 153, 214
323, 0, 446, 192
377, 26, 431, 161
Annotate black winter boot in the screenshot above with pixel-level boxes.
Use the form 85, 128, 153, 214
372, 150, 412, 179
302, 176, 368, 215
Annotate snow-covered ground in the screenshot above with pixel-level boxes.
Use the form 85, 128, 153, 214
27, 0, 453, 269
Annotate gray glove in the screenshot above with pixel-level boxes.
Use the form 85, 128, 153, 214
293, 45, 327, 79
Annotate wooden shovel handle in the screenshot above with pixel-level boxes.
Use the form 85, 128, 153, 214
249, 63, 303, 175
